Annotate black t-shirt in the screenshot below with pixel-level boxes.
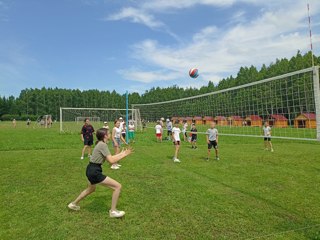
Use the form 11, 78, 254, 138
191, 128, 197, 138
81, 124, 94, 140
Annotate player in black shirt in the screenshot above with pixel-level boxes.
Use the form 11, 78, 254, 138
190, 123, 198, 149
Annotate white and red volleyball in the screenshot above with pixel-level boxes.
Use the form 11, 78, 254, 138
189, 68, 199, 78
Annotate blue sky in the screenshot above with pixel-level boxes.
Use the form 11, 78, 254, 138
1, 0, 320, 97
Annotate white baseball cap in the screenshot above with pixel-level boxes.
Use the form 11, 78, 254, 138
119, 117, 123, 120
104, 121, 108, 124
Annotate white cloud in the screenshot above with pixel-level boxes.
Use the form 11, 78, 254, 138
119, 1, 320, 86
106, 7, 163, 29
119, 68, 180, 83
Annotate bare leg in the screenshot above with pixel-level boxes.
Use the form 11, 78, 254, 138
269, 141, 273, 150
99, 177, 122, 211
215, 148, 219, 158
81, 145, 88, 157
73, 183, 96, 205
174, 145, 180, 159
88, 146, 92, 155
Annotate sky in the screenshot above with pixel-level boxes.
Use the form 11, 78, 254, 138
0, 0, 320, 97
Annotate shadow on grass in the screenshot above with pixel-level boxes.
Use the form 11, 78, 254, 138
83, 196, 109, 213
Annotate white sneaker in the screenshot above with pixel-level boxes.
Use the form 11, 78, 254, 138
68, 202, 80, 211
80, 156, 84, 160
111, 164, 120, 170
271, 149, 274, 152
116, 163, 122, 167
109, 209, 125, 218
174, 158, 181, 163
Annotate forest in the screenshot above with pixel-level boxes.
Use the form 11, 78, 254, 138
0, 51, 319, 121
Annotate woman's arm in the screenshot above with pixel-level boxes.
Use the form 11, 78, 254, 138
120, 134, 127, 145
106, 148, 132, 164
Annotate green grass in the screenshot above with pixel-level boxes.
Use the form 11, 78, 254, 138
0, 121, 320, 239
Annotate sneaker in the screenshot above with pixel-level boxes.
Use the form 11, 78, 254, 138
173, 158, 181, 163
271, 149, 274, 152
216, 157, 220, 161
68, 202, 80, 211
191, 146, 194, 149
80, 156, 84, 160
206, 157, 209, 161
109, 209, 125, 218
111, 164, 120, 170
194, 146, 198, 149
116, 163, 122, 167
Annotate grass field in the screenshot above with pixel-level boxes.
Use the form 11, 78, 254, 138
1, 121, 320, 239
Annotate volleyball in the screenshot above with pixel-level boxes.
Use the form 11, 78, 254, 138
189, 68, 199, 78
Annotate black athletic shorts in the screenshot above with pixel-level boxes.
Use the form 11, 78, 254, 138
208, 140, 218, 149
86, 162, 107, 185
173, 141, 180, 146
191, 136, 197, 142
84, 138, 93, 146
264, 137, 271, 141
167, 130, 172, 136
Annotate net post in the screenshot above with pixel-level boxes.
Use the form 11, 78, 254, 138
313, 66, 320, 141
60, 107, 63, 132
126, 91, 129, 143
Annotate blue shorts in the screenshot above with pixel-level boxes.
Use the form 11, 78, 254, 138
112, 138, 121, 147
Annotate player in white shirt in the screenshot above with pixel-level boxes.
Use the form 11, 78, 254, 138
172, 121, 181, 163
155, 121, 162, 142
128, 121, 135, 143
263, 121, 274, 152
111, 120, 127, 170
119, 117, 124, 132
182, 120, 188, 142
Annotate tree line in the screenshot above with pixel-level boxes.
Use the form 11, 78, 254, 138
0, 51, 319, 121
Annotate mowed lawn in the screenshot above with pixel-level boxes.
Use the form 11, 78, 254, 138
0, 122, 320, 240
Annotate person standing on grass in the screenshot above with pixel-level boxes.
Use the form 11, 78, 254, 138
103, 121, 110, 140
172, 120, 181, 163
111, 120, 127, 170
142, 119, 147, 132
128, 120, 135, 143
160, 117, 164, 135
27, 118, 31, 128
81, 118, 95, 160
263, 121, 274, 152
155, 120, 162, 142
206, 121, 219, 161
119, 117, 124, 132
166, 119, 172, 141
103, 121, 109, 130
190, 123, 198, 149
121, 122, 126, 140
68, 128, 133, 218
182, 120, 188, 142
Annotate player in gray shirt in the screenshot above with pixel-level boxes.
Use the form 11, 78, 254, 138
68, 128, 133, 218
206, 121, 219, 161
